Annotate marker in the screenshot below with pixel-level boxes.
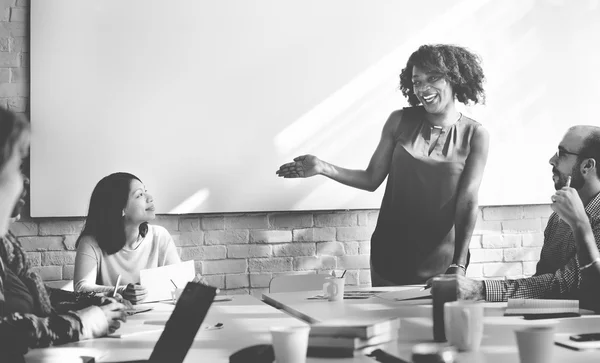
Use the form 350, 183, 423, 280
113, 274, 122, 298
566, 176, 571, 188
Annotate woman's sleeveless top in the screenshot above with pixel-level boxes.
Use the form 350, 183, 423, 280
371, 106, 480, 284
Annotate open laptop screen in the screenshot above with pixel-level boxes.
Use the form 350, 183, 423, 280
148, 282, 217, 363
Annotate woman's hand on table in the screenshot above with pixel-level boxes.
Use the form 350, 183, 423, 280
122, 283, 148, 304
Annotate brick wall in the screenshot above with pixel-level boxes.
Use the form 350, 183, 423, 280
11, 205, 553, 297
1, 1, 554, 297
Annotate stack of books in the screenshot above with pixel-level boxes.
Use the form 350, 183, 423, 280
307, 317, 401, 357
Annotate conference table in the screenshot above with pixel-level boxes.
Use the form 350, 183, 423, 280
24, 286, 600, 363
24, 294, 371, 363
262, 286, 600, 363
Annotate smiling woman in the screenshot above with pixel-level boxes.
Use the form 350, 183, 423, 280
73, 172, 181, 304
277, 44, 489, 286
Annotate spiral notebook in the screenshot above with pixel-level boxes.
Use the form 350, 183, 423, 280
505, 299, 580, 318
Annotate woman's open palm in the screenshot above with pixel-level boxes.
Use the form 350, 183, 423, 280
276, 155, 322, 178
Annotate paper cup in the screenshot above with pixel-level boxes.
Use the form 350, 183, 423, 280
444, 301, 484, 351
270, 326, 310, 363
515, 326, 556, 363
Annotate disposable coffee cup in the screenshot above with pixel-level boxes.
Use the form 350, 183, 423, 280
270, 326, 311, 363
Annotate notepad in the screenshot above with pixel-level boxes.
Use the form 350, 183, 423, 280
139, 260, 196, 303
24, 347, 105, 362
107, 323, 164, 338
505, 299, 580, 317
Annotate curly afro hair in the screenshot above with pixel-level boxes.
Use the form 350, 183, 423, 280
399, 44, 485, 107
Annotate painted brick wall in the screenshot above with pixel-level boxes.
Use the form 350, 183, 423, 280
1, 1, 554, 297
11, 205, 553, 297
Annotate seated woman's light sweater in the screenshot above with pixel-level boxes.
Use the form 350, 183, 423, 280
73, 225, 180, 295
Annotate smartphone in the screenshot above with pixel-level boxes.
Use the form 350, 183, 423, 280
569, 333, 600, 342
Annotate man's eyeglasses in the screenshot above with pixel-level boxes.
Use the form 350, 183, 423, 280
555, 147, 583, 159
555, 147, 596, 161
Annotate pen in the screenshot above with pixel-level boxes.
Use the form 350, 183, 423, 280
566, 175, 571, 188
170, 279, 178, 289
113, 274, 122, 297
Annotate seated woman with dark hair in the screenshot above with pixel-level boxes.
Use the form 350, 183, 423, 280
0, 107, 126, 362
74, 172, 181, 304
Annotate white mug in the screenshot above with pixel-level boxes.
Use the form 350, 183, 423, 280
444, 300, 484, 351
322, 277, 345, 302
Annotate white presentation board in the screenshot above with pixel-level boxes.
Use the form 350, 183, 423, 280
31, 0, 600, 217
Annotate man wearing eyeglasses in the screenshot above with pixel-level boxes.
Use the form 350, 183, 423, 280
451, 125, 600, 311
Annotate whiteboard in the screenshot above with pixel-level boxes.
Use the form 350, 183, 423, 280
30, 0, 600, 217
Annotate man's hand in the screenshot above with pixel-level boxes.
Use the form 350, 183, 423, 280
551, 183, 588, 229
455, 274, 485, 300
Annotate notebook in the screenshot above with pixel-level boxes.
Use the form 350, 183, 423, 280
107, 281, 217, 363
504, 299, 580, 318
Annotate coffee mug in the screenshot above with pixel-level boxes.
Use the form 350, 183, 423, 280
444, 300, 484, 351
322, 277, 345, 301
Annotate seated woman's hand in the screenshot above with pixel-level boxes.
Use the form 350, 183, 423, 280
122, 283, 148, 304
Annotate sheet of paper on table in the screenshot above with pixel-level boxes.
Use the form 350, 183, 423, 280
139, 260, 195, 302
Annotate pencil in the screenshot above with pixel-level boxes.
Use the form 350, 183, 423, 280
113, 274, 121, 297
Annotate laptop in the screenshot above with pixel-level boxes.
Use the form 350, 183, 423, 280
109, 281, 217, 363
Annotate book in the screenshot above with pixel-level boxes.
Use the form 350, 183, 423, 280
308, 329, 398, 349
307, 344, 384, 358
375, 288, 432, 302
505, 299, 580, 317
309, 317, 401, 339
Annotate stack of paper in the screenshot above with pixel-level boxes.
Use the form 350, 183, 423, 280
307, 317, 400, 357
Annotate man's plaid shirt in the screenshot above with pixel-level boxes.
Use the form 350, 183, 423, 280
484, 191, 600, 301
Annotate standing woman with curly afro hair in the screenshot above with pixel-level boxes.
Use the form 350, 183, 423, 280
277, 44, 489, 286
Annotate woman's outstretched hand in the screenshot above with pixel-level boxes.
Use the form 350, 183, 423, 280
276, 155, 323, 178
